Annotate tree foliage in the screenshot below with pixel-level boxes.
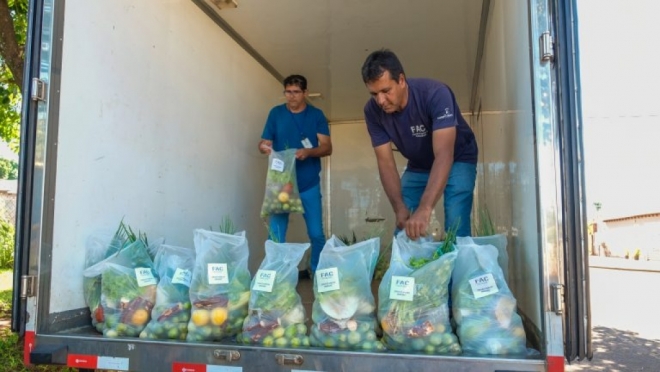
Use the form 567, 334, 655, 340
0, 157, 16, 179
0, 0, 28, 151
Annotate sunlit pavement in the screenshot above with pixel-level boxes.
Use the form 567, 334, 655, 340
566, 257, 660, 371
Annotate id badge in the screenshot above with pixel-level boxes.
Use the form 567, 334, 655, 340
301, 138, 313, 149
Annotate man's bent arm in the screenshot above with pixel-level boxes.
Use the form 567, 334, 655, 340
374, 143, 408, 228
406, 127, 455, 239
296, 134, 332, 160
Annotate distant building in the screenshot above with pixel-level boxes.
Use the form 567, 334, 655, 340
598, 212, 660, 260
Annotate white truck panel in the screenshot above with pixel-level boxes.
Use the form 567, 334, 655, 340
471, 0, 542, 329
50, 0, 281, 312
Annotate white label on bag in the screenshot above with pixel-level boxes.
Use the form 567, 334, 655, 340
390, 276, 415, 301
469, 273, 499, 298
135, 268, 157, 287
316, 267, 340, 293
271, 158, 285, 172
171, 268, 192, 287
208, 263, 229, 284
253, 269, 277, 292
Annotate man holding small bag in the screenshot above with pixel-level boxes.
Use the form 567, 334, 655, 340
258, 75, 332, 274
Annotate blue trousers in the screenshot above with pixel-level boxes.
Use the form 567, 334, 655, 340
269, 183, 325, 272
400, 162, 477, 237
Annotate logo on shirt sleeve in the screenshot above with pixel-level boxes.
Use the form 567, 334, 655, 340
436, 108, 454, 120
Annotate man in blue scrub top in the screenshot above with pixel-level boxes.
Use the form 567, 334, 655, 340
361, 50, 478, 240
258, 75, 332, 274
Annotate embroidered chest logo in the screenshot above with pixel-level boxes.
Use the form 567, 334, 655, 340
436, 108, 454, 120
410, 125, 428, 138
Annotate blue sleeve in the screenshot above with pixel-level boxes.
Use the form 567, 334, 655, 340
429, 84, 459, 131
364, 102, 390, 147
316, 110, 330, 136
261, 107, 277, 140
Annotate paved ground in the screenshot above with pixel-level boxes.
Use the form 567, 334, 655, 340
565, 256, 660, 371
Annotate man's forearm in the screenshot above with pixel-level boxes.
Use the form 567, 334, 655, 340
417, 154, 452, 215
305, 142, 332, 158
379, 162, 406, 214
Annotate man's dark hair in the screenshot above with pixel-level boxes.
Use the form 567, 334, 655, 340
361, 49, 405, 83
283, 75, 307, 91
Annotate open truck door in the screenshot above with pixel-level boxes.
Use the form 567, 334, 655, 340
12, 0, 65, 366
550, 0, 593, 363
530, 0, 592, 367
12, 0, 55, 339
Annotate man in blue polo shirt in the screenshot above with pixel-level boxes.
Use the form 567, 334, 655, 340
361, 50, 478, 239
258, 75, 332, 274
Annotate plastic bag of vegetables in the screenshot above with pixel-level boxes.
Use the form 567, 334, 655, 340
260, 148, 304, 217
309, 236, 385, 351
378, 232, 461, 354
471, 234, 509, 285
84, 237, 158, 333
239, 240, 310, 347
186, 229, 251, 342
140, 244, 195, 340
83, 232, 128, 333
99, 240, 159, 338
451, 238, 526, 355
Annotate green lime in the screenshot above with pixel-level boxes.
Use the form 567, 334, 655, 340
275, 337, 288, 348
262, 335, 275, 347
347, 331, 361, 345
271, 326, 285, 339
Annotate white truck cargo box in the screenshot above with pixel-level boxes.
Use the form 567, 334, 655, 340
12, 0, 590, 371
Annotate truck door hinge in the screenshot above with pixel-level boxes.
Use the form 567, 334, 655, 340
31, 78, 47, 102
551, 283, 564, 315
21, 275, 36, 299
540, 31, 555, 62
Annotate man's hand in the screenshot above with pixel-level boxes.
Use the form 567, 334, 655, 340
405, 209, 432, 240
295, 148, 310, 161
395, 207, 410, 230
258, 140, 273, 155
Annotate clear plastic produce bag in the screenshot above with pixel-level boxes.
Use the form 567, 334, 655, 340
186, 229, 251, 342
84, 239, 157, 333
83, 232, 128, 332
140, 244, 196, 340
451, 237, 526, 355
84, 232, 126, 269
378, 232, 461, 354
260, 148, 304, 217
310, 236, 385, 351
239, 240, 310, 347
471, 234, 509, 284
100, 258, 159, 338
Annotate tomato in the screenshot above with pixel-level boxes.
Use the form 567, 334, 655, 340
94, 305, 105, 323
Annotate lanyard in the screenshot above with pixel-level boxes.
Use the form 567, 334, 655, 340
289, 107, 308, 140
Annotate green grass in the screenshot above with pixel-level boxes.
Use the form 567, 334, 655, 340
0, 270, 75, 372
0, 288, 10, 320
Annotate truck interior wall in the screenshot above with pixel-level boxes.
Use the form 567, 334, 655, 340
325, 122, 408, 245
470, 0, 543, 336
47, 0, 282, 314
